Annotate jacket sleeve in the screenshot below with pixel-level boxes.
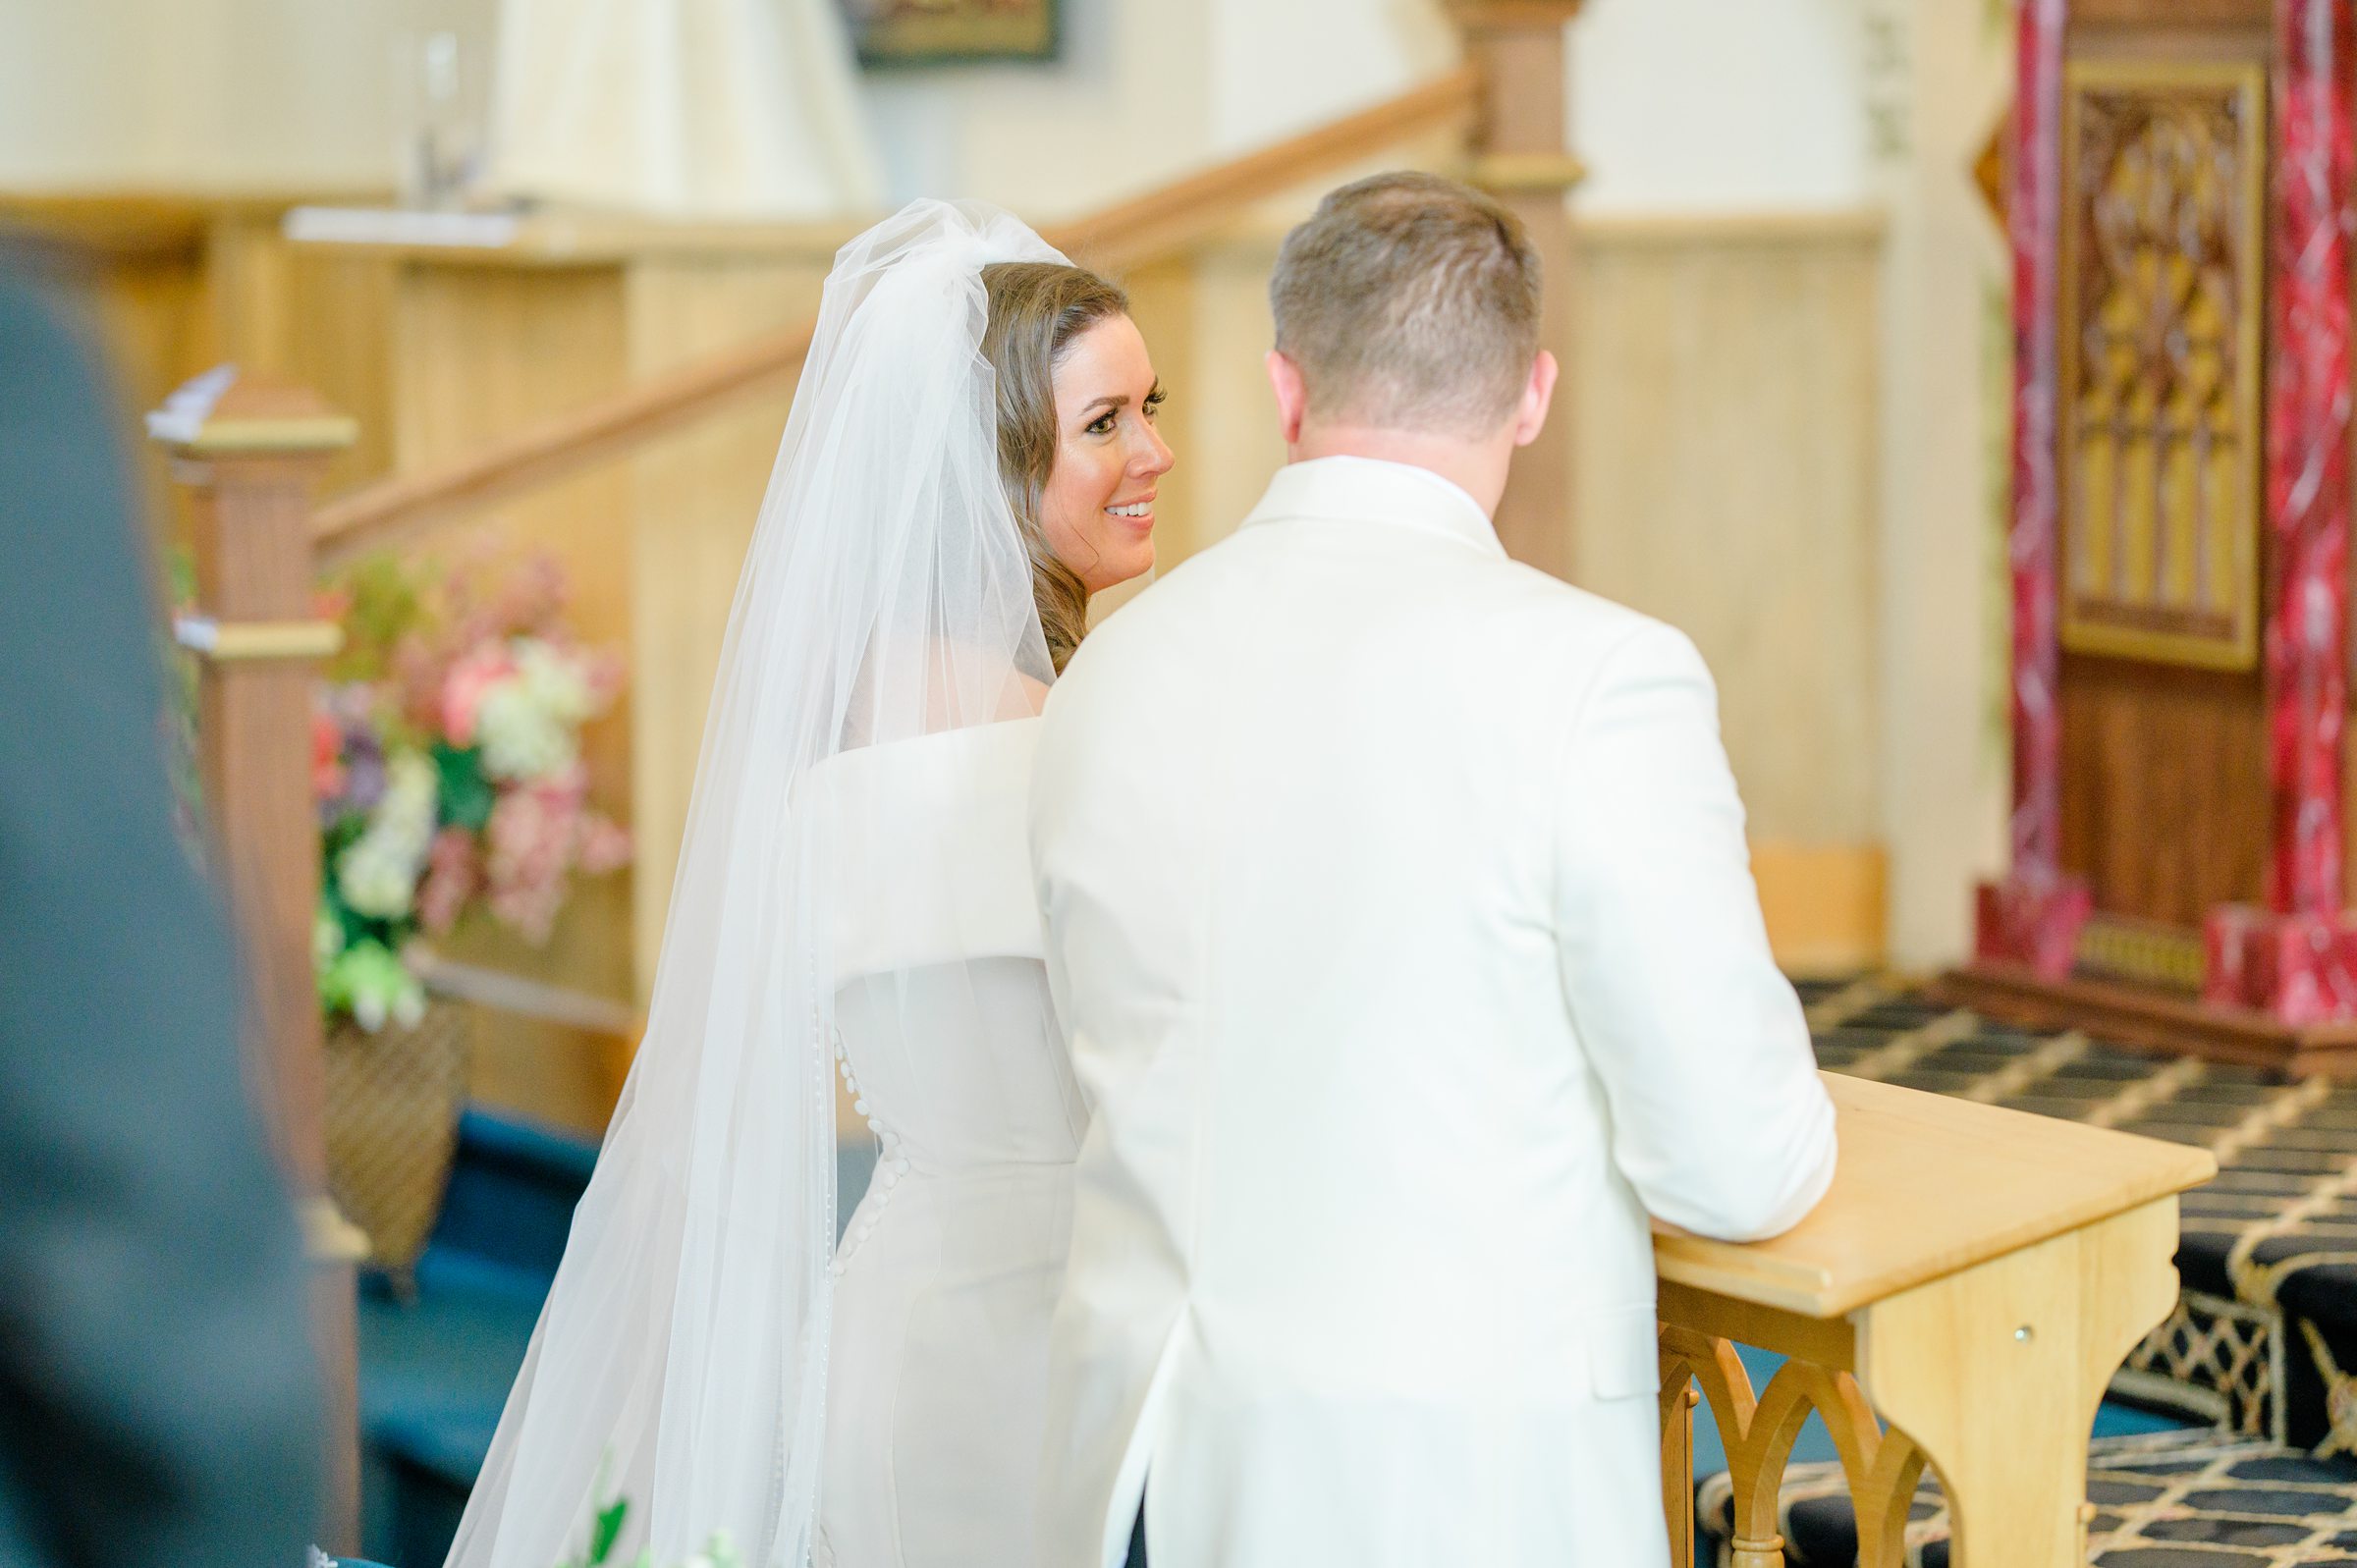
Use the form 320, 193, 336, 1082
0, 264, 324, 1564
1552, 621, 1836, 1242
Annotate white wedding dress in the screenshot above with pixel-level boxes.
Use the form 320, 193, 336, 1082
806, 715, 1086, 1568
444, 202, 1084, 1568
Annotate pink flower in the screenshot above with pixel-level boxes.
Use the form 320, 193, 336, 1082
484, 772, 583, 944
442, 644, 517, 747
490, 552, 568, 635
576, 813, 631, 876
417, 827, 480, 936
581, 645, 626, 709
312, 709, 348, 803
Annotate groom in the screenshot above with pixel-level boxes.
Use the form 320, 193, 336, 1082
1028, 172, 1838, 1568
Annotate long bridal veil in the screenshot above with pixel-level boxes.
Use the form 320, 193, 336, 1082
447, 200, 1067, 1568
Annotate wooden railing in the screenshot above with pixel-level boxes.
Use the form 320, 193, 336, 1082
153, 7, 1585, 1547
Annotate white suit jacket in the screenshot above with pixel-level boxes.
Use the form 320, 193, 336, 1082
1028, 456, 1838, 1568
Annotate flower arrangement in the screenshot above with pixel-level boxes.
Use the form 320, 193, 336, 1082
312, 551, 629, 1030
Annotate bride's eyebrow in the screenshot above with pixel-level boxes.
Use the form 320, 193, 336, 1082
1082, 382, 1166, 416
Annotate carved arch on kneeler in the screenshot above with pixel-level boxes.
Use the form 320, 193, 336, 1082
1659, 1325, 1931, 1568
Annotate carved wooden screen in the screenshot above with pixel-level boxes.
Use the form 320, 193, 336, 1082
2058, 58, 2266, 672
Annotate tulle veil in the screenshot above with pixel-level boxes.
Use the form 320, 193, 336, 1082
446, 198, 1068, 1568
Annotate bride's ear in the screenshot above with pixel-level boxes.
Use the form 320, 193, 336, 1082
1266, 351, 1310, 445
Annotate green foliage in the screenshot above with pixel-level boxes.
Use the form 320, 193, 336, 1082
327, 552, 425, 683
434, 741, 496, 832
589, 1497, 630, 1567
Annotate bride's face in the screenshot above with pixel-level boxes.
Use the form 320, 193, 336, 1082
1041, 314, 1174, 594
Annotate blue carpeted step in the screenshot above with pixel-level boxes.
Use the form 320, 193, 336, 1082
357, 1108, 602, 1565
356, 1108, 884, 1566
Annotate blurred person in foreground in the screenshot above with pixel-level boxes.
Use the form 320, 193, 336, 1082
1029, 172, 1840, 1568
0, 244, 322, 1566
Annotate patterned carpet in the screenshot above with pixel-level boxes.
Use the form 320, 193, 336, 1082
1692, 981, 2357, 1565
1698, 1428, 2357, 1566
1794, 978, 2357, 1456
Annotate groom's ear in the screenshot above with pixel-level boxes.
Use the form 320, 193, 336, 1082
1511, 351, 1560, 449
1266, 351, 1310, 445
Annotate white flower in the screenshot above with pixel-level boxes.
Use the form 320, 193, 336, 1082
335, 750, 438, 918
337, 842, 412, 920
517, 637, 595, 721
474, 639, 597, 782
313, 907, 344, 967
476, 687, 574, 781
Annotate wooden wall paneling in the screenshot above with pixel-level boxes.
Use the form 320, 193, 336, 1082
1175, 230, 1289, 571
84, 249, 210, 538
2043, 36, 2276, 935
387, 257, 637, 1133
2057, 653, 2270, 925
279, 249, 401, 494
622, 255, 830, 1010
1570, 215, 1885, 855
0, 194, 396, 537
0, 206, 209, 540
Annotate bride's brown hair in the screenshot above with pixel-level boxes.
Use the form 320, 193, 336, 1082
980, 260, 1131, 673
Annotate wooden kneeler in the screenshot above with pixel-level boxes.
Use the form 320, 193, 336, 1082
1654, 1074, 2215, 1568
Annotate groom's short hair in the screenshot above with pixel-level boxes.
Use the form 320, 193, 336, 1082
1270, 171, 1542, 436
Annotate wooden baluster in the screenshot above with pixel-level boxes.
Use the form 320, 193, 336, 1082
154, 371, 366, 1550
1657, 1324, 1936, 1568
1662, 1327, 1786, 1567
1444, 0, 1587, 582
1658, 1335, 1697, 1568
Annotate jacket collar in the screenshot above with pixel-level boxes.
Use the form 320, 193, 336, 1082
1239, 456, 1505, 558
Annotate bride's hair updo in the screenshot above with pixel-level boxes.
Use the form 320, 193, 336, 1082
980, 260, 1130, 673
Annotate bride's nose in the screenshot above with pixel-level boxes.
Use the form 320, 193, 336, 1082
1129, 421, 1175, 477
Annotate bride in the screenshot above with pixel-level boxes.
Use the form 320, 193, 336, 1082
446, 199, 1173, 1568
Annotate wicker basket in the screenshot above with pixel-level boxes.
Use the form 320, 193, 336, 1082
323, 1000, 469, 1280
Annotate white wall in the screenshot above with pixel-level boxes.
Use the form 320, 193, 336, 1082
0, 0, 1879, 220
1570, 0, 1873, 215
857, 0, 1212, 216
1205, 0, 1456, 154
858, 0, 1458, 219
0, 0, 493, 190
0, 3, 163, 186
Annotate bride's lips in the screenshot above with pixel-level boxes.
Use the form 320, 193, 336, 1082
1104, 493, 1157, 534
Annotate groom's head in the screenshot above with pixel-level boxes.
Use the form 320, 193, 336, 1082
1266, 172, 1556, 509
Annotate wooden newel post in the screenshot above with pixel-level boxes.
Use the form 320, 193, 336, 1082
150, 369, 367, 1550
1447, 0, 1587, 582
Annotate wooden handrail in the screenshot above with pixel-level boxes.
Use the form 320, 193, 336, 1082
311, 65, 1481, 564
313, 316, 821, 564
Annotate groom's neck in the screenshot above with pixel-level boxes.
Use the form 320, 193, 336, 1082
1288, 422, 1514, 518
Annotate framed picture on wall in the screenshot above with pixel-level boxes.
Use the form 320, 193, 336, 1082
849, 0, 1061, 66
